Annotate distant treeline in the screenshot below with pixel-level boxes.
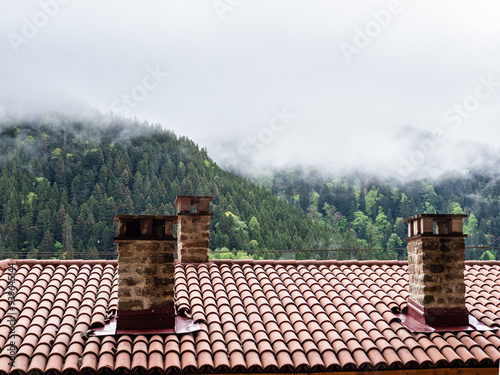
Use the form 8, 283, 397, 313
0, 113, 359, 260
0, 112, 496, 261
267, 168, 500, 260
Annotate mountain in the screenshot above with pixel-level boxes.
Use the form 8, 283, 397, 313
265, 167, 500, 260
0, 112, 354, 260
1, 111, 497, 261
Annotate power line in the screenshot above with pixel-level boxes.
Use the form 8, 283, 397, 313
10, 245, 499, 255
6, 245, 498, 259
487, 236, 500, 247
211, 246, 500, 253
209, 248, 406, 253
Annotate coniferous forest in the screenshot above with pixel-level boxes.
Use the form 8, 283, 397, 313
0, 113, 350, 260
0, 112, 499, 261
267, 169, 500, 260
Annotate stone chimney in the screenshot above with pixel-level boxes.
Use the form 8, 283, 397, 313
175, 196, 212, 263
404, 213, 469, 327
115, 214, 178, 331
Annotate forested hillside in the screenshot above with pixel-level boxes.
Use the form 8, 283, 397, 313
268, 168, 500, 260
0, 113, 353, 260
1, 112, 498, 261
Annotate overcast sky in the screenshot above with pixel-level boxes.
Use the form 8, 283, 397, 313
1, 1, 500, 180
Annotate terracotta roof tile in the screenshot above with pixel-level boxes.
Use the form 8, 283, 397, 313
0, 259, 500, 373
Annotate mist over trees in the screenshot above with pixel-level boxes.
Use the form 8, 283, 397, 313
267, 168, 500, 260
0, 112, 498, 261
0, 113, 355, 260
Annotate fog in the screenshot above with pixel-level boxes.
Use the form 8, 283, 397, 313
2, 1, 500, 181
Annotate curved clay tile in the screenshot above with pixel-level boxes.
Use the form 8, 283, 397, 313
80, 351, 98, 373
468, 345, 492, 365
45, 352, 65, 374
305, 349, 325, 370
28, 352, 48, 373
336, 348, 356, 369
212, 350, 230, 372
228, 349, 246, 371
410, 347, 432, 367
96, 352, 114, 373
425, 346, 448, 366
320, 348, 340, 370
10, 353, 30, 374
130, 351, 147, 373
164, 351, 181, 373
241, 348, 260, 370
394, 346, 417, 367
366, 346, 388, 368
147, 351, 164, 373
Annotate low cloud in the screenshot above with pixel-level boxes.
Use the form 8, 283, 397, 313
2, 1, 500, 182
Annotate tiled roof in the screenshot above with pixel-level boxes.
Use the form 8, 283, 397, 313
0, 258, 500, 374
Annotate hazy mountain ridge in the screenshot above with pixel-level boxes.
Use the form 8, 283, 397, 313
0, 110, 498, 261
0, 112, 351, 260
262, 166, 500, 260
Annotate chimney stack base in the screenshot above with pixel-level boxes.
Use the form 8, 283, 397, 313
116, 308, 175, 331
396, 298, 495, 333
406, 298, 469, 327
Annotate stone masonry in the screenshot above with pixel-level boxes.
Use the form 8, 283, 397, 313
405, 214, 468, 326
175, 196, 212, 263
115, 215, 177, 313
407, 236, 466, 308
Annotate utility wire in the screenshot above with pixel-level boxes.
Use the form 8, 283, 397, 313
209, 248, 406, 253
12, 245, 500, 256
7, 245, 500, 262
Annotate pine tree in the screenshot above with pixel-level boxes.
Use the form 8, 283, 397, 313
62, 214, 74, 259
39, 230, 55, 259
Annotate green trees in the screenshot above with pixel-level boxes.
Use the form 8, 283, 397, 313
0, 114, 350, 260
268, 168, 500, 260
2, 113, 499, 261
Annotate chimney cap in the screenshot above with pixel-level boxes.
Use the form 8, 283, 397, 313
114, 215, 178, 241
114, 214, 178, 222
405, 213, 468, 239
175, 196, 212, 215
174, 195, 212, 204
403, 213, 468, 223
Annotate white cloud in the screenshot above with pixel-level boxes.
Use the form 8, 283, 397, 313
1, 0, 500, 180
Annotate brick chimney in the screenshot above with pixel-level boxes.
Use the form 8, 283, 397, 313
115, 214, 178, 332
175, 196, 212, 263
404, 214, 469, 328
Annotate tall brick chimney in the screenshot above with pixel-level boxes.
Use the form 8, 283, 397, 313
404, 213, 469, 328
175, 196, 212, 263
115, 214, 178, 332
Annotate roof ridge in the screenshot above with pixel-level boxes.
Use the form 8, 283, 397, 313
209, 259, 409, 266
3, 258, 500, 268
0, 259, 118, 267
465, 260, 500, 265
